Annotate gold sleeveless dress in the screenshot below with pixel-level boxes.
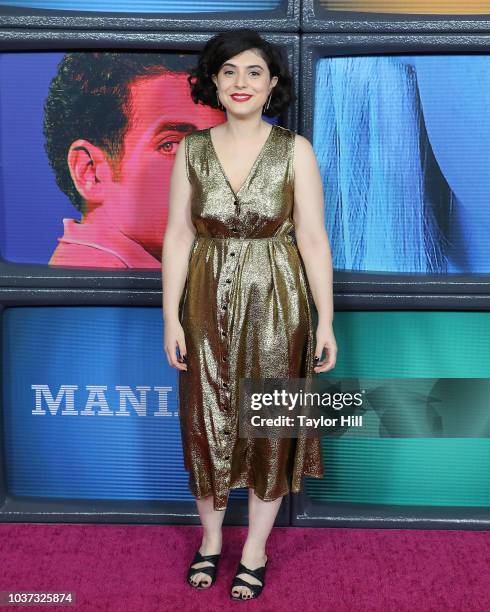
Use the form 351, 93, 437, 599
178, 123, 324, 511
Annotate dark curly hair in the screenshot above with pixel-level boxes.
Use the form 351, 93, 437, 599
187, 28, 295, 118
43, 52, 197, 213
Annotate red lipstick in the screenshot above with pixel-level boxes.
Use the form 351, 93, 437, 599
231, 93, 252, 102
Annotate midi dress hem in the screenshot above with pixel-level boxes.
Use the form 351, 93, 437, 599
190, 472, 325, 510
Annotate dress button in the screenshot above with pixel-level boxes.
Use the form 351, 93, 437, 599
232, 227, 238, 232
222, 330, 227, 336
223, 382, 229, 387
234, 200, 239, 207
224, 430, 230, 435
226, 278, 231, 283
224, 455, 230, 460
223, 356, 228, 362
222, 304, 227, 310
230, 252, 235, 256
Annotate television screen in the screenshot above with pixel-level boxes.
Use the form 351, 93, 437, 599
302, 1, 490, 31
1, 305, 250, 504
0, 51, 226, 270
311, 53, 490, 274
305, 309, 490, 508
0, 48, 287, 272
0, 1, 296, 31
1, 0, 282, 12
318, 0, 490, 14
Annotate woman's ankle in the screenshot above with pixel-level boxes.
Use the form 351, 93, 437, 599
241, 539, 266, 560
202, 531, 222, 549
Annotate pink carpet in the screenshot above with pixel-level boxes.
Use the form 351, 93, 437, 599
1, 523, 489, 611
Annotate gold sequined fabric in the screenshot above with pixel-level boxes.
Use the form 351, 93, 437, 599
178, 123, 324, 511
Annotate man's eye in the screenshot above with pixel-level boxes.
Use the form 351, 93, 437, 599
157, 139, 180, 154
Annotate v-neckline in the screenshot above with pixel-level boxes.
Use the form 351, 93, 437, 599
207, 123, 276, 199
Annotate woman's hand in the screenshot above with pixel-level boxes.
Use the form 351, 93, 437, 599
164, 319, 188, 371
314, 320, 337, 373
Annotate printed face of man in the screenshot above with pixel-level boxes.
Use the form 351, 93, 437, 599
96, 71, 224, 259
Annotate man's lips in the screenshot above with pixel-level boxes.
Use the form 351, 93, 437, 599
231, 94, 253, 101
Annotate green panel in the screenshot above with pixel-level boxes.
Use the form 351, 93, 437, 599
306, 311, 490, 507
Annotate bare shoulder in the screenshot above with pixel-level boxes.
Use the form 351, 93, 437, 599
293, 132, 314, 152
292, 132, 317, 170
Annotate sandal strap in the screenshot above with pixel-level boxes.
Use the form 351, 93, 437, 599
235, 561, 266, 583
231, 576, 263, 597
191, 550, 221, 565
187, 549, 221, 584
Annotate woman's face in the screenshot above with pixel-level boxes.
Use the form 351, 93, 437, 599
212, 48, 278, 116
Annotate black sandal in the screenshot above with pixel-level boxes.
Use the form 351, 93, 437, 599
230, 557, 268, 601
186, 549, 221, 589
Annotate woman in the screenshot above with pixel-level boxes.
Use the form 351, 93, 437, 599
162, 28, 336, 601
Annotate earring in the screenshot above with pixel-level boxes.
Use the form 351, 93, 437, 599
263, 91, 272, 112
216, 90, 225, 111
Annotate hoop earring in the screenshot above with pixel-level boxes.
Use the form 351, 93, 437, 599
216, 90, 225, 111
263, 91, 272, 112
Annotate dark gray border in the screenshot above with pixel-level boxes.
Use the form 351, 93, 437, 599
0, 495, 291, 526
3, 284, 490, 310
302, 0, 490, 32
292, 494, 490, 530
0, 0, 299, 31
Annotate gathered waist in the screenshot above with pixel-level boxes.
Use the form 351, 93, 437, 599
195, 234, 295, 243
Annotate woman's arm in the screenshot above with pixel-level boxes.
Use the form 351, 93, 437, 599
161, 136, 196, 369
292, 134, 337, 372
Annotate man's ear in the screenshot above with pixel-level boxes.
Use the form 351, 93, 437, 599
67, 139, 115, 203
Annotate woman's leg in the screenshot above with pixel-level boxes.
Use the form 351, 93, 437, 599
188, 495, 226, 588
231, 488, 283, 599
